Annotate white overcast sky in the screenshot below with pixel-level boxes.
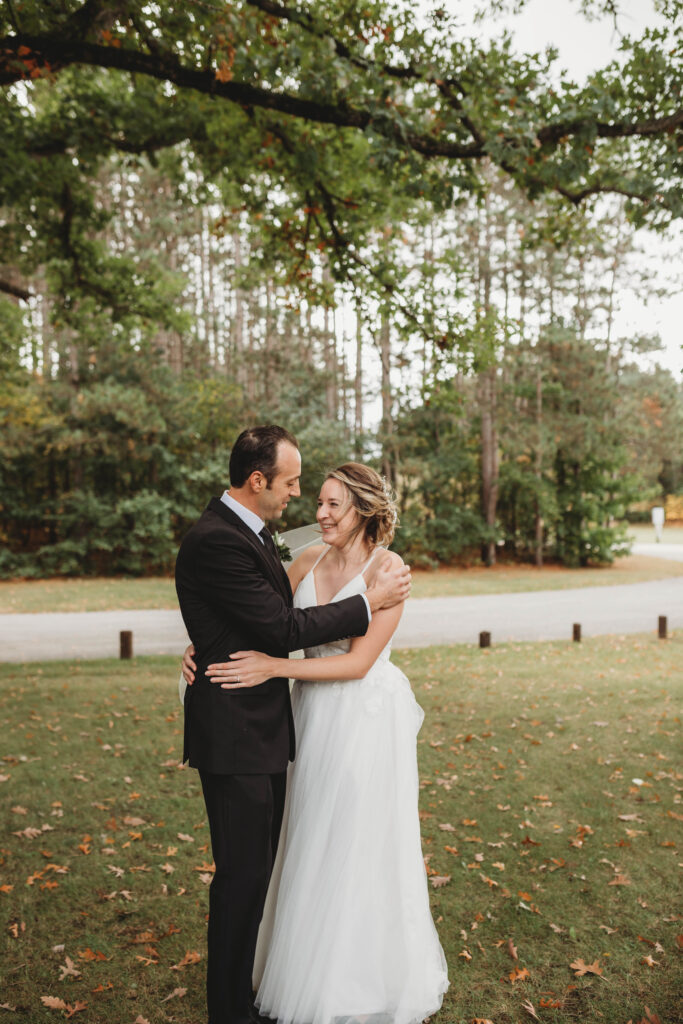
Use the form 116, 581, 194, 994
454, 0, 683, 376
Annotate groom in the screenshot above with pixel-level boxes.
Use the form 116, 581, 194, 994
175, 425, 410, 1024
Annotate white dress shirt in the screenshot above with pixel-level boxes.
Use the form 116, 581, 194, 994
221, 490, 266, 540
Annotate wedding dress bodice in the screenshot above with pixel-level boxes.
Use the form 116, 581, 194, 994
293, 547, 393, 664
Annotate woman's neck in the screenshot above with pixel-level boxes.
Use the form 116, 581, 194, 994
328, 533, 374, 572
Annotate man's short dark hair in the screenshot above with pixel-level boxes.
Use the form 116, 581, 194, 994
229, 425, 299, 488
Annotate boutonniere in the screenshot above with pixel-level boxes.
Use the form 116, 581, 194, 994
272, 531, 292, 562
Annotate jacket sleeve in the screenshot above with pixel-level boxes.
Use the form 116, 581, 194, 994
194, 532, 369, 652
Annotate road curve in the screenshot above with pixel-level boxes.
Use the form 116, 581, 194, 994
0, 576, 680, 662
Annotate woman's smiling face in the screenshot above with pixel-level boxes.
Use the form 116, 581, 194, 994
316, 478, 361, 547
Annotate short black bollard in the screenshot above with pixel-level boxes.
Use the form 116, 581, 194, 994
120, 630, 133, 659
479, 631, 491, 649
658, 615, 668, 640
573, 623, 581, 643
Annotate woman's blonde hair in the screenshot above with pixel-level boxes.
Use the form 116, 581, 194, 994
325, 463, 398, 547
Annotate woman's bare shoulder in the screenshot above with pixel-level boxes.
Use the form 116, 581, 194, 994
366, 547, 404, 583
377, 547, 404, 568
287, 544, 326, 586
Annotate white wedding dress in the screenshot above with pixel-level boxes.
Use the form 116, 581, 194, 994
253, 549, 449, 1024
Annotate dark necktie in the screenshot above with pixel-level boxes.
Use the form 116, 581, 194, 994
259, 527, 279, 563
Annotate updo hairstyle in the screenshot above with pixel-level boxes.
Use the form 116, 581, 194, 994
326, 462, 398, 547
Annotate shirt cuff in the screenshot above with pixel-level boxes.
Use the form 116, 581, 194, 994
361, 593, 372, 623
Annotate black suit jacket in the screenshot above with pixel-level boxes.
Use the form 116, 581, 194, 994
175, 498, 370, 774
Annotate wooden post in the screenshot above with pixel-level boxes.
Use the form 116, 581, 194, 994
479, 631, 491, 648
658, 616, 668, 640
120, 630, 133, 659
572, 623, 581, 643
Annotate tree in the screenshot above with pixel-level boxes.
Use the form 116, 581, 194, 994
1, 0, 681, 329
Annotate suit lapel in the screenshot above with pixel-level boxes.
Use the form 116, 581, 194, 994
207, 497, 292, 603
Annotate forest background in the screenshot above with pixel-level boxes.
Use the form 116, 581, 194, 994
1, 0, 682, 579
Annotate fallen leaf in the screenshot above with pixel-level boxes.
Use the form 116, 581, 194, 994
521, 998, 540, 1020
506, 937, 518, 960
509, 966, 530, 984
58, 956, 81, 980
570, 958, 603, 977
429, 875, 451, 888
161, 987, 187, 1002
41, 996, 68, 1010
641, 955, 660, 968
170, 950, 201, 970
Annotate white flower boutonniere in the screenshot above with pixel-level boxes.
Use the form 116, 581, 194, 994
273, 531, 292, 562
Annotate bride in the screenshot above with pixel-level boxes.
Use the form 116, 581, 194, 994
202, 462, 448, 1024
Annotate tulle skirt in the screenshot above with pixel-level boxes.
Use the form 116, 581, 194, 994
253, 660, 449, 1024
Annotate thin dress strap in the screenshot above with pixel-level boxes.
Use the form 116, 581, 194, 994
361, 546, 384, 574
311, 546, 331, 571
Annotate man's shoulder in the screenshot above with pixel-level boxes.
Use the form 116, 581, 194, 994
179, 503, 247, 551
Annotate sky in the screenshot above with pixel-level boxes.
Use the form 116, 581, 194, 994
455, 0, 682, 377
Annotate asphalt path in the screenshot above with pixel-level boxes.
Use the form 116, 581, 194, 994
0, 575, 680, 663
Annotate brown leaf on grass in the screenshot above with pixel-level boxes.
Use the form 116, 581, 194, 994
134, 1017, 151, 1024
0, 885, 13, 894
506, 937, 518, 960
41, 997, 68, 1011
438, 822, 455, 832
608, 874, 630, 886
472, 1018, 494, 1023
0, 1003, 17, 1011
618, 813, 645, 822
641, 955, 660, 968
91, 982, 113, 993
170, 950, 201, 970
429, 875, 451, 888
509, 967, 530, 984
40, 996, 86, 1015
65, 1002, 87, 1018
570, 958, 603, 977
521, 998, 540, 1020
640, 1007, 662, 1024
58, 956, 81, 980
77, 948, 108, 962
123, 815, 145, 826
161, 987, 187, 1002
459, 949, 472, 961
599, 924, 618, 934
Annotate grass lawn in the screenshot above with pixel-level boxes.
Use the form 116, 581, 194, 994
0, 635, 680, 1023
627, 524, 683, 545
2, 552, 683, 613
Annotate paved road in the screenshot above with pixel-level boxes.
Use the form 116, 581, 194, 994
632, 542, 683, 562
0, 576, 680, 662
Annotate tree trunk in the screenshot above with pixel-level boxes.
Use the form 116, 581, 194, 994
379, 310, 393, 485
354, 302, 363, 457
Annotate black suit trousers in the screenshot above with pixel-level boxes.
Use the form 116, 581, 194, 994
199, 769, 287, 1024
